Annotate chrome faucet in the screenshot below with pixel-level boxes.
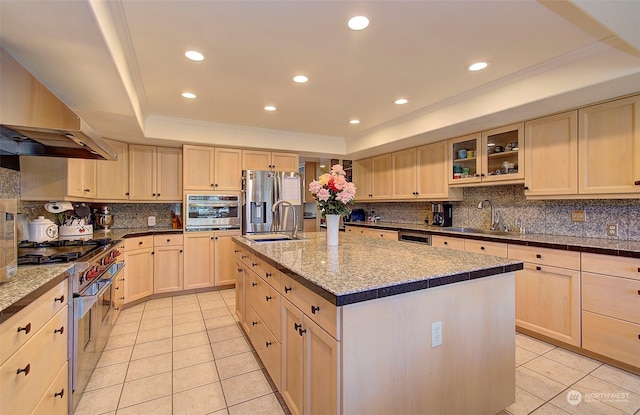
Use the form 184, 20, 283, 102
271, 200, 298, 239
477, 199, 500, 231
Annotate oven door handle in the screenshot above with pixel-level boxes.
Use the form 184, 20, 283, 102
74, 294, 97, 320
95, 278, 113, 298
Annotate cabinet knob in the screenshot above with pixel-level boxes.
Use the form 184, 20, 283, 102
54, 389, 65, 399
444, 241, 448, 245
524, 186, 529, 191
179, 250, 183, 253
157, 193, 161, 197
54, 326, 64, 335
125, 192, 130, 196
266, 341, 272, 347
285, 286, 292, 293
252, 282, 258, 287
252, 321, 258, 326
84, 188, 90, 192
152, 193, 156, 196
480, 246, 485, 250
167, 239, 171, 242
311, 305, 320, 314
265, 296, 272, 301
241, 255, 248, 259
294, 323, 302, 331
536, 266, 542, 271
298, 328, 307, 336
474, 174, 480, 177
139, 241, 143, 245
536, 254, 542, 259
252, 262, 258, 267
265, 272, 272, 278
211, 184, 215, 187
54, 295, 64, 303
16, 363, 30, 376
234, 250, 240, 253
635, 180, 640, 185
17, 323, 31, 335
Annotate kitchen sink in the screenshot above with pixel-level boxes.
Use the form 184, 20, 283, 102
244, 233, 309, 243
445, 227, 515, 236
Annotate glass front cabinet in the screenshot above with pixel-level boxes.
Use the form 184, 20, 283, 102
448, 123, 525, 185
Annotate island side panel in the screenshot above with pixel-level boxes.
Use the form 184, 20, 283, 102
341, 272, 516, 415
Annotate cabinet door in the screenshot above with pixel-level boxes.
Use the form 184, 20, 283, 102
272, 152, 299, 172
449, 133, 481, 185
97, 139, 129, 200
524, 111, 578, 197
481, 122, 524, 183
371, 154, 392, 199
515, 263, 580, 346
156, 147, 182, 201
67, 159, 96, 199
235, 261, 247, 326
153, 245, 184, 294
579, 95, 640, 194
128, 144, 156, 200
31, 362, 68, 415
123, 247, 154, 303
112, 272, 125, 311
242, 150, 271, 170
215, 148, 242, 190
281, 299, 304, 415
305, 316, 340, 415
183, 232, 215, 289
416, 141, 460, 199
183, 145, 215, 190
353, 158, 372, 199
392, 148, 417, 199
214, 231, 240, 286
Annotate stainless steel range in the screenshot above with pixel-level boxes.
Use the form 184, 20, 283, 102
18, 237, 125, 411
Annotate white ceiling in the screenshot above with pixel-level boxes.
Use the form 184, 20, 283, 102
1, 0, 639, 159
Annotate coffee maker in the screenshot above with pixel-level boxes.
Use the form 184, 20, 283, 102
432, 203, 453, 227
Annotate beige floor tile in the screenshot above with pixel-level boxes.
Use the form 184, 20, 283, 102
104, 332, 137, 351
524, 356, 588, 386
211, 336, 250, 359
516, 346, 539, 367
123, 303, 145, 313
172, 294, 199, 305
172, 302, 201, 315
96, 346, 133, 368
530, 403, 572, 414
125, 352, 172, 382
199, 299, 228, 310
507, 387, 546, 415
174, 331, 211, 351
221, 369, 273, 407
116, 311, 143, 324
516, 366, 567, 401
202, 306, 233, 320
550, 389, 626, 415
173, 382, 227, 415
139, 315, 172, 330
119, 372, 172, 408
205, 315, 237, 330
144, 297, 173, 310
228, 393, 285, 415
571, 375, 640, 414
173, 360, 219, 393
208, 324, 244, 343
85, 362, 128, 391
516, 334, 557, 355
216, 351, 261, 380
173, 311, 203, 325
543, 348, 602, 374
219, 289, 235, 299
173, 319, 206, 336
135, 325, 172, 344
591, 365, 640, 395
131, 337, 172, 360
141, 306, 173, 319
173, 343, 214, 370
224, 299, 236, 308
73, 383, 123, 415
110, 321, 140, 336
115, 395, 172, 415
197, 291, 223, 301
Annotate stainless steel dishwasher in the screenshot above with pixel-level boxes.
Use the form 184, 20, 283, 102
398, 231, 432, 245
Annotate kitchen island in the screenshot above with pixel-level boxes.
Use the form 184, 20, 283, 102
233, 232, 523, 415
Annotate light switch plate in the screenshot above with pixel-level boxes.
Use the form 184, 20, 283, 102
148, 216, 156, 227
571, 210, 586, 222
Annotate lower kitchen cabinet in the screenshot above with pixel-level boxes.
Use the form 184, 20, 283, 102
31, 362, 68, 415
431, 234, 465, 251
184, 230, 240, 290
153, 234, 184, 294
464, 239, 507, 257
122, 236, 154, 304
344, 226, 398, 240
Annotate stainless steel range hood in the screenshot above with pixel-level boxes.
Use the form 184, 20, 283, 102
0, 48, 116, 161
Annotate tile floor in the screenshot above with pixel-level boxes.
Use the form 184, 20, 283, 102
74, 290, 640, 415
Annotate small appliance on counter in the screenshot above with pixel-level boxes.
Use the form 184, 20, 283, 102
29, 216, 59, 242
349, 209, 366, 222
93, 206, 114, 230
432, 203, 453, 227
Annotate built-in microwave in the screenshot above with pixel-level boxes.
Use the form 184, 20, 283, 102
185, 194, 241, 231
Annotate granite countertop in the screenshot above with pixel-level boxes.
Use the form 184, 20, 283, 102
345, 222, 640, 258
234, 232, 523, 306
98, 227, 183, 240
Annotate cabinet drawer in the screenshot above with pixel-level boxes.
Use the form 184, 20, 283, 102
0, 279, 68, 363
464, 239, 507, 257
153, 234, 183, 247
582, 272, 640, 324
582, 311, 640, 367
248, 256, 281, 291
124, 235, 153, 251
367, 229, 398, 240
1, 307, 67, 415
508, 244, 580, 270
281, 274, 340, 340
31, 362, 68, 415
250, 275, 281, 340
432, 235, 465, 251
582, 253, 640, 281
249, 307, 281, 388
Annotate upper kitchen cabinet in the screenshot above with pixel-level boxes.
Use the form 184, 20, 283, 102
183, 145, 242, 191
578, 95, 640, 195
353, 158, 372, 200
20, 157, 96, 201
129, 145, 182, 201
96, 139, 129, 200
524, 111, 578, 197
242, 150, 299, 171
354, 154, 392, 200
449, 123, 524, 186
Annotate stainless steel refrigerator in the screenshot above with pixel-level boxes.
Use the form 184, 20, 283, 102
242, 170, 303, 235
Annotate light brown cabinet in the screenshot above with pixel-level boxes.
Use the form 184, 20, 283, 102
183, 145, 242, 191
353, 154, 392, 200
242, 150, 299, 171
122, 236, 154, 304
96, 138, 129, 200
20, 157, 96, 201
352, 158, 373, 199
184, 230, 240, 290
153, 234, 184, 294
129, 145, 182, 201
464, 239, 507, 257
431, 235, 465, 251
344, 226, 398, 241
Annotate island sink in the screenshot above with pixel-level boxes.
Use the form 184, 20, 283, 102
243, 233, 309, 243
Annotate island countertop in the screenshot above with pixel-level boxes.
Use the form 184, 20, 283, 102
233, 232, 523, 306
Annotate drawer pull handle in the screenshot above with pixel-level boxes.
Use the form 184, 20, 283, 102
536, 266, 542, 271
252, 282, 258, 287
234, 250, 240, 253
252, 262, 258, 267
480, 246, 485, 250
285, 286, 292, 293
54, 389, 64, 399
311, 305, 320, 314
444, 241, 448, 245
265, 272, 272, 278
237, 268, 243, 273
16, 364, 30, 376
54, 295, 65, 303
17, 323, 31, 335
298, 328, 307, 336
242, 255, 248, 259
265, 296, 272, 301
637, 267, 640, 273
635, 180, 640, 185
252, 321, 258, 326
167, 239, 171, 242
536, 254, 542, 259
294, 323, 302, 331
265, 341, 272, 347
54, 326, 64, 335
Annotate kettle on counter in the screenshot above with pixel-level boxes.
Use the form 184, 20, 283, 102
29, 216, 58, 242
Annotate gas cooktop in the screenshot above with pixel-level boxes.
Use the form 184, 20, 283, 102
17, 238, 114, 265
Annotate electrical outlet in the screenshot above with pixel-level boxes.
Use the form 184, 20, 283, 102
431, 321, 442, 348
571, 210, 586, 222
148, 216, 156, 227
607, 223, 618, 237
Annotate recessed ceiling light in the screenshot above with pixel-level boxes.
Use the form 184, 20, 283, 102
185, 50, 204, 61
181, 92, 197, 99
468, 62, 488, 71
264, 105, 277, 111
394, 98, 408, 105
349, 119, 360, 124
348, 16, 369, 31
293, 75, 308, 83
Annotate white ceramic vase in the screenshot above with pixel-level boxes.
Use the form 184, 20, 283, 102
326, 214, 340, 246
